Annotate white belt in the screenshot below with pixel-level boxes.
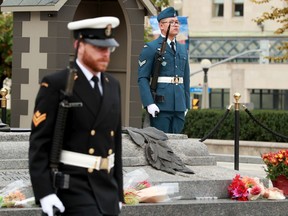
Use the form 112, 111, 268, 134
60, 150, 115, 172
157, 76, 183, 84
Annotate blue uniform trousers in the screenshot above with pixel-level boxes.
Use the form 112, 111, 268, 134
150, 111, 185, 133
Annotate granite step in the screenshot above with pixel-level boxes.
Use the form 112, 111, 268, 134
1, 198, 288, 216
212, 153, 264, 164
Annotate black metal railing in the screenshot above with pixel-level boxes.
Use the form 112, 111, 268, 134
199, 92, 288, 170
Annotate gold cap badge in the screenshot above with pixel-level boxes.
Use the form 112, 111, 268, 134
105, 24, 112, 37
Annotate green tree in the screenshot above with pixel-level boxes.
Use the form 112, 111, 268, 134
150, 0, 170, 11
250, 0, 288, 62
0, 12, 13, 87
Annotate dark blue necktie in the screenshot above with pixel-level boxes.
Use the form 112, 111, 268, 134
170, 41, 176, 54
91, 76, 101, 97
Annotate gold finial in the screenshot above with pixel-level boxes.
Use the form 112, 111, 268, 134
0, 88, 8, 97
0, 88, 8, 108
233, 92, 241, 103
233, 92, 241, 111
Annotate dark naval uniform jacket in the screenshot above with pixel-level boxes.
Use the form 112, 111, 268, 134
138, 36, 190, 111
29, 65, 123, 215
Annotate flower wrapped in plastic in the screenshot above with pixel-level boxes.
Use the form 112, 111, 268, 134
136, 183, 179, 203
123, 168, 179, 205
0, 180, 35, 208
228, 174, 285, 201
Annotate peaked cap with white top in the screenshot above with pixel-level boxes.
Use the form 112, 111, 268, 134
67, 16, 120, 47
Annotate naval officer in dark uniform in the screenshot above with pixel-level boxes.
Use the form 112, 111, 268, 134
138, 7, 190, 134
29, 16, 123, 216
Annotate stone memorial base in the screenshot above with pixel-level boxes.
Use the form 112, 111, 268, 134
1, 131, 287, 215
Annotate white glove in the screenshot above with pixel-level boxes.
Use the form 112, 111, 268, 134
147, 104, 160, 117
40, 194, 65, 216
119, 202, 123, 210
185, 109, 188, 116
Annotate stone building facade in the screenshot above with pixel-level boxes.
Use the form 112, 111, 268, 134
0, 0, 156, 128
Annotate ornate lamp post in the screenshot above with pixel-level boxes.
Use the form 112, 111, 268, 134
200, 59, 211, 109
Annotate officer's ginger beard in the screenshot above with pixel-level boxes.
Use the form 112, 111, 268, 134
74, 40, 111, 75
159, 18, 180, 41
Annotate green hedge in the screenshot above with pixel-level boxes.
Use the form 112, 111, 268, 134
183, 109, 288, 142
0, 109, 10, 125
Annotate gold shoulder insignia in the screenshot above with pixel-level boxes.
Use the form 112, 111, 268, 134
41, 82, 49, 88
74, 74, 78, 80
33, 111, 47, 127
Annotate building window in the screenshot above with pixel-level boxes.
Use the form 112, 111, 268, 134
210, 89, 230, 109
213, 0, 224, 17
233, 0, 244, 17
250, 89, 288, 110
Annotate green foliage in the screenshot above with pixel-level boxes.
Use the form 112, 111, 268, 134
183, 109, 288, 142
144, 25, 154, 43
0, 109, 11, 125
0, 12, 13, 79
150, 0, 170, 11
266, 161, 288, 180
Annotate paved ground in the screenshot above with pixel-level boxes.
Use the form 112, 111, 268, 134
217, 161, 273, 187
217, 161, 267, 178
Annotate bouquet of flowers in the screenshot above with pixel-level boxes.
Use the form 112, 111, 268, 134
123, 168, 180, 205
261, 149, 288, 181
228, 174, 285, 201
0, 180, 35, 208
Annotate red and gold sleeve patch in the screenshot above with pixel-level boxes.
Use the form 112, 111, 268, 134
33, 110, 47, 127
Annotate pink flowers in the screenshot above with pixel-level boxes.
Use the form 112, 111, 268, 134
228, 174, 251, 201
250, 185, 262, 195
0, 180, 35, 208
135, 180, 151, 190
228, 174, 285, 201
1, 190, 26, 208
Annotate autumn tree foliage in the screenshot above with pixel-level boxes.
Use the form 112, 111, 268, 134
250, 0, 288, 62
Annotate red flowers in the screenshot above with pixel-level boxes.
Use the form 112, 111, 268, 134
228, 174, 250, 201
228, 174, 285, 201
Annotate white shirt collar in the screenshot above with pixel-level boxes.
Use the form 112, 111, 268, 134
76, 59, 101, 84
160, 34, 176, 45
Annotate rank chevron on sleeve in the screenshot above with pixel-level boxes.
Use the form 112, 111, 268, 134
32, 110, 47, 127
138, 59, 146, 67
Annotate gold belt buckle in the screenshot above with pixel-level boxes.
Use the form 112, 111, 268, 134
93, 157, 101, 171
100, 158, 108, 170
174, 76, 179, 85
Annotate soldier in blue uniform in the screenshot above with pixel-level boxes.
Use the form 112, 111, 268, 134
138, 7, 190, 134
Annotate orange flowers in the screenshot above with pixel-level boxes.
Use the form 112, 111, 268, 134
1, 190, 26, 208
262, 149, 288, 180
